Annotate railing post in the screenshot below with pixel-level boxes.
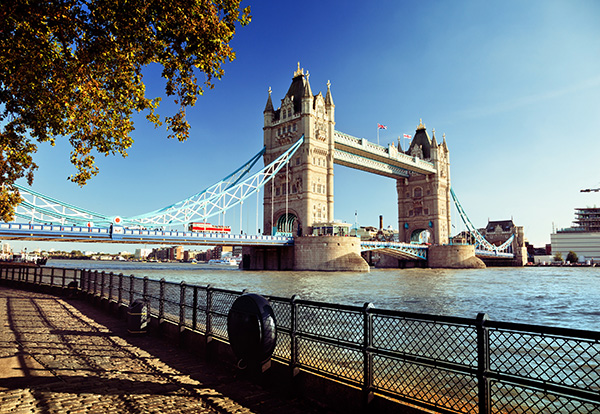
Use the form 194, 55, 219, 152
93, 270, 98, 295
80, 269, 86, 292
32, 266, 37, 285
118, 273, 123, 305
61, 268, 66, 288
290, 295, 300, 378
179, 281, 186, 331
108, 272, 114, 301
477, 312, 491, 414
100, 271, 105, 298
362, 302, 375, 408
50, 267, 55, 286
129, 274, 134, 305
159, 278, 165, 322
206, 285, 213, 343
192, 286, 198, 331
143, 276, 149, 314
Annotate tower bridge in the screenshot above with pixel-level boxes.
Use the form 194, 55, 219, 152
261, 63, 451, 247
0, 64, 526, 269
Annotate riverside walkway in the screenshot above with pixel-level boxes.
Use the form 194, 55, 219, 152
0, 286, 333, 414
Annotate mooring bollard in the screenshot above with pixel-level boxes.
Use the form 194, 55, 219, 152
227, 293, 277, 373
127, 298, 149, 334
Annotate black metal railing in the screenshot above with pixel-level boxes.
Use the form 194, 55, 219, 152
1, 264, 598, 414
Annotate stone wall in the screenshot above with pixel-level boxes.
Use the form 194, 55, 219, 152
428, 244, 485, 269
294, 236, 369, 272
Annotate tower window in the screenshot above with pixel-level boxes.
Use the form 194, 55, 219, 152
414, 187, 423, 198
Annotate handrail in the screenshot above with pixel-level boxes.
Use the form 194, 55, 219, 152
2, 264, 598, 414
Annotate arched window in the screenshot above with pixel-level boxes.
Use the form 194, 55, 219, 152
414, 187, 422, 198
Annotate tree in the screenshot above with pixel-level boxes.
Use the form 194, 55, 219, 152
566, 251, 578, 264
0, 0, 251, 221
553, 252, 563, 262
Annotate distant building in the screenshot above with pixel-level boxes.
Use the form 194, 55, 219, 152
312, 221, 352, 236
351, 226, 378, 241
1, 243, 11, 254
169, 246, 184, 261
134, 248, 153, 260
551, 207, 600, 262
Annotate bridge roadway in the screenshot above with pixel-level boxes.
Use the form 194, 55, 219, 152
0, 223, 294, 247
0, 223, 513, 260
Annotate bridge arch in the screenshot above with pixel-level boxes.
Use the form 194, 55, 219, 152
276, 212, 299, 236
410, 229, 431, 244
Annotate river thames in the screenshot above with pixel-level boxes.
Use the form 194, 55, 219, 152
49, 260, 600, 331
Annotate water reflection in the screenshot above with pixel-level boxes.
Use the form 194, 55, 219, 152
49, 260, 600, 330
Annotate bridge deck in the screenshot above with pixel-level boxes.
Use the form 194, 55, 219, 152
333, 130, 436, 177
0, 223, 293, 246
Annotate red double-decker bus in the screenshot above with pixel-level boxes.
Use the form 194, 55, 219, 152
188, 222, 231, 233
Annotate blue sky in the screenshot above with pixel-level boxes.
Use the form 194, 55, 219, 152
12, 0, 600, 253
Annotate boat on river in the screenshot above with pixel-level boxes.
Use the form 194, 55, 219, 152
208, 258, 239, 266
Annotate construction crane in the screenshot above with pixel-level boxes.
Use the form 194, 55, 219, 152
581, 188, 600, 192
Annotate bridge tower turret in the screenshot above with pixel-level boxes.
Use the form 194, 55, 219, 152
396, 120, 451, 245
262, 63, 335, 235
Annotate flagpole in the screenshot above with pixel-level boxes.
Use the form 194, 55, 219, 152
377, 125, 379, 145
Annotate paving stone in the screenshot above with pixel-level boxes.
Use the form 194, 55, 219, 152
0, 285, 336, 414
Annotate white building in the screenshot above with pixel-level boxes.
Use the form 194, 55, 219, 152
551, 232, 600, 262
134, 248, 153, 260
551, 207, 600, 262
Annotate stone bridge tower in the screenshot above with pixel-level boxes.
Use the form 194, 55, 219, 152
397, 120, 451, 245
262, 64, 335, 235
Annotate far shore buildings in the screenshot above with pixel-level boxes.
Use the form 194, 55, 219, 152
141, 245, 241, 262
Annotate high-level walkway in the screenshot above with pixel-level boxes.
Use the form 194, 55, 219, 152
0, 286, 333, 414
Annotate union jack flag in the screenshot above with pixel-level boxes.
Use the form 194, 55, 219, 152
377, 123, 387, 130
403, 134, 412, 139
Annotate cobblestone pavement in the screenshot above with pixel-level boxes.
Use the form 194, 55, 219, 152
0, 286, 334, 414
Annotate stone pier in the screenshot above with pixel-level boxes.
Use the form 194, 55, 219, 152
428, 244, 486, 269
242, 236, 369, 272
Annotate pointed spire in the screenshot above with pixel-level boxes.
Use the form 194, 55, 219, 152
431, 128, 437, 146
325, 80, 334, 106
442, 133, 448, 150
264, 86, 274, 113
302, 72, 312, 98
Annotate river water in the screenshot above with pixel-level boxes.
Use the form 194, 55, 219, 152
48, 260, 600, 331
